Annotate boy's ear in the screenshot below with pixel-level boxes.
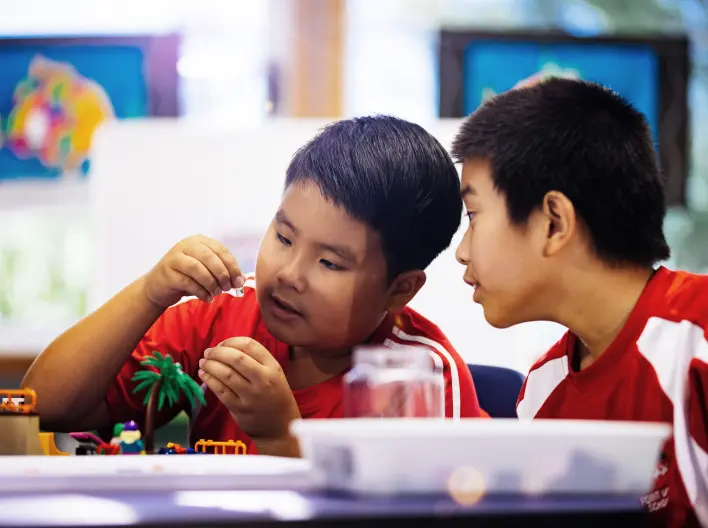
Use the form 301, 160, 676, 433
541, 190, 577, 257
386, 270, 427, 313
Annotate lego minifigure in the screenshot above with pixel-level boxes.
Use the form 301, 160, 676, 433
110, 422, 124, 446
119, 420, 145, 455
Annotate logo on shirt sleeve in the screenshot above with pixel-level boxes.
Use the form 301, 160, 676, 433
640, 451, 670, 513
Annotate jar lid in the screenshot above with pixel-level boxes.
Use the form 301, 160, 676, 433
352, 344, 434, 371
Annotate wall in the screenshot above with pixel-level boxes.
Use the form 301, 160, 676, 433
0, 0, 271, 377
90, 118, 566, 374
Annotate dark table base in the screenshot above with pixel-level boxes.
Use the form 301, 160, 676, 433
0, 490, 649, 527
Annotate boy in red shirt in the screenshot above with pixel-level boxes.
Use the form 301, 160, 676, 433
23, 115, 483, 457
452, 78, 707, 527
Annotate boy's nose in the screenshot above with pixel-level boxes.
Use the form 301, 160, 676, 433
277, 260, 307, 292
455, 240, 470, 266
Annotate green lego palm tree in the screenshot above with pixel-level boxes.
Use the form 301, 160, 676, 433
131, 351, 206, 454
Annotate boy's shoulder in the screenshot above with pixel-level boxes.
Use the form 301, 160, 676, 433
649, 267, 708, 328
385, 306, 465, 366
526, 266, 708, 375
389, 306, 480, 419
390, 306, 454, 347
525, 332, 571, 375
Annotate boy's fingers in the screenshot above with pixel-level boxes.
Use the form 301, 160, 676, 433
220, 337, 279, 367
199, 237, 245, 289
198, 364, 247, 410
169, 269, 213, 303
204, 346, 262, 382
177, 254, 221, 297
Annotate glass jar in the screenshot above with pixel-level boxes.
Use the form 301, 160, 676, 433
342, 345, 444, 418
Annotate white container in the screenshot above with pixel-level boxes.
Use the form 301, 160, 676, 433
291, 418, 671, 497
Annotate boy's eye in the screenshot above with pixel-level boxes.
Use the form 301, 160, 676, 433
465, 211, 477, 222
276, 232, 291, 246
320, 259, 345, 271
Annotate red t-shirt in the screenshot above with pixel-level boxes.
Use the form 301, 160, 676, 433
106, 273, 484, 453
516, 266, 708, 527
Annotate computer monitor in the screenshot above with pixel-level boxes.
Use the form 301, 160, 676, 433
438, 30, 690, 206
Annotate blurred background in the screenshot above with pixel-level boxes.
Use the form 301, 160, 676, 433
0, 0, 706, 412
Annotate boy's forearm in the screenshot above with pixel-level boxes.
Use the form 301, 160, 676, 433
21, 276, 165, 430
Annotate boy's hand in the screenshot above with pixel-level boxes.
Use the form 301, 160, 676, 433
143, 235, 245, 308
198, 337, 301, 441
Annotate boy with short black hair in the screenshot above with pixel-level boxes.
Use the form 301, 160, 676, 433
452, 78, 707, 527
24, 115, 483, 458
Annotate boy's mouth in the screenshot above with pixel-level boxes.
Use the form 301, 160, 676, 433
269, 294, 305, 319
464, 276, 481, 302
463, 276, 478, 289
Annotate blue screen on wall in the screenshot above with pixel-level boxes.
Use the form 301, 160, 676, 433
462, 41, 659, 142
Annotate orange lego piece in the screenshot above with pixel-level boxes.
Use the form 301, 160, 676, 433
194, 439, 247, 455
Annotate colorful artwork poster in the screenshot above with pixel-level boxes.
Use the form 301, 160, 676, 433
0, 44, 148, 181
462, 41, 659, 142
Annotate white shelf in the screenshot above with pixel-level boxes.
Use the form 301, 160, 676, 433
0, 179, 89, 212
0, 322, 72, 357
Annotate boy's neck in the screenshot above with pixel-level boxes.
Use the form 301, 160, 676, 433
287, 346, 352, 390
288, 313, 387, 364
290, 345, 351, 361
285, 314, 388, 389
553, 265, 656, 367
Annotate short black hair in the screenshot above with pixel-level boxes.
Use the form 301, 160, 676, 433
451, 77, 670, 267
285, 115, 462, 279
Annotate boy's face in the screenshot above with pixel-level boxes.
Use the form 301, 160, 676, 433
455, 159, 551, 328
255, 181, 416, 349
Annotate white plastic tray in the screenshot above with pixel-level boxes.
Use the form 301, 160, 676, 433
0, 454, 317, 493
291, 418, 671, 496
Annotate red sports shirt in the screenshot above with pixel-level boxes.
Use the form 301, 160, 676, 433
516, 267, 708, 527
106, 274, 484, 453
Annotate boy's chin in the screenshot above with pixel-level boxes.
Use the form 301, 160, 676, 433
482, 307, 524, 329
264, 319, 356, 352
263, 319, 297, 345
263, 319, 314, 348
485, 317, 516, 330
